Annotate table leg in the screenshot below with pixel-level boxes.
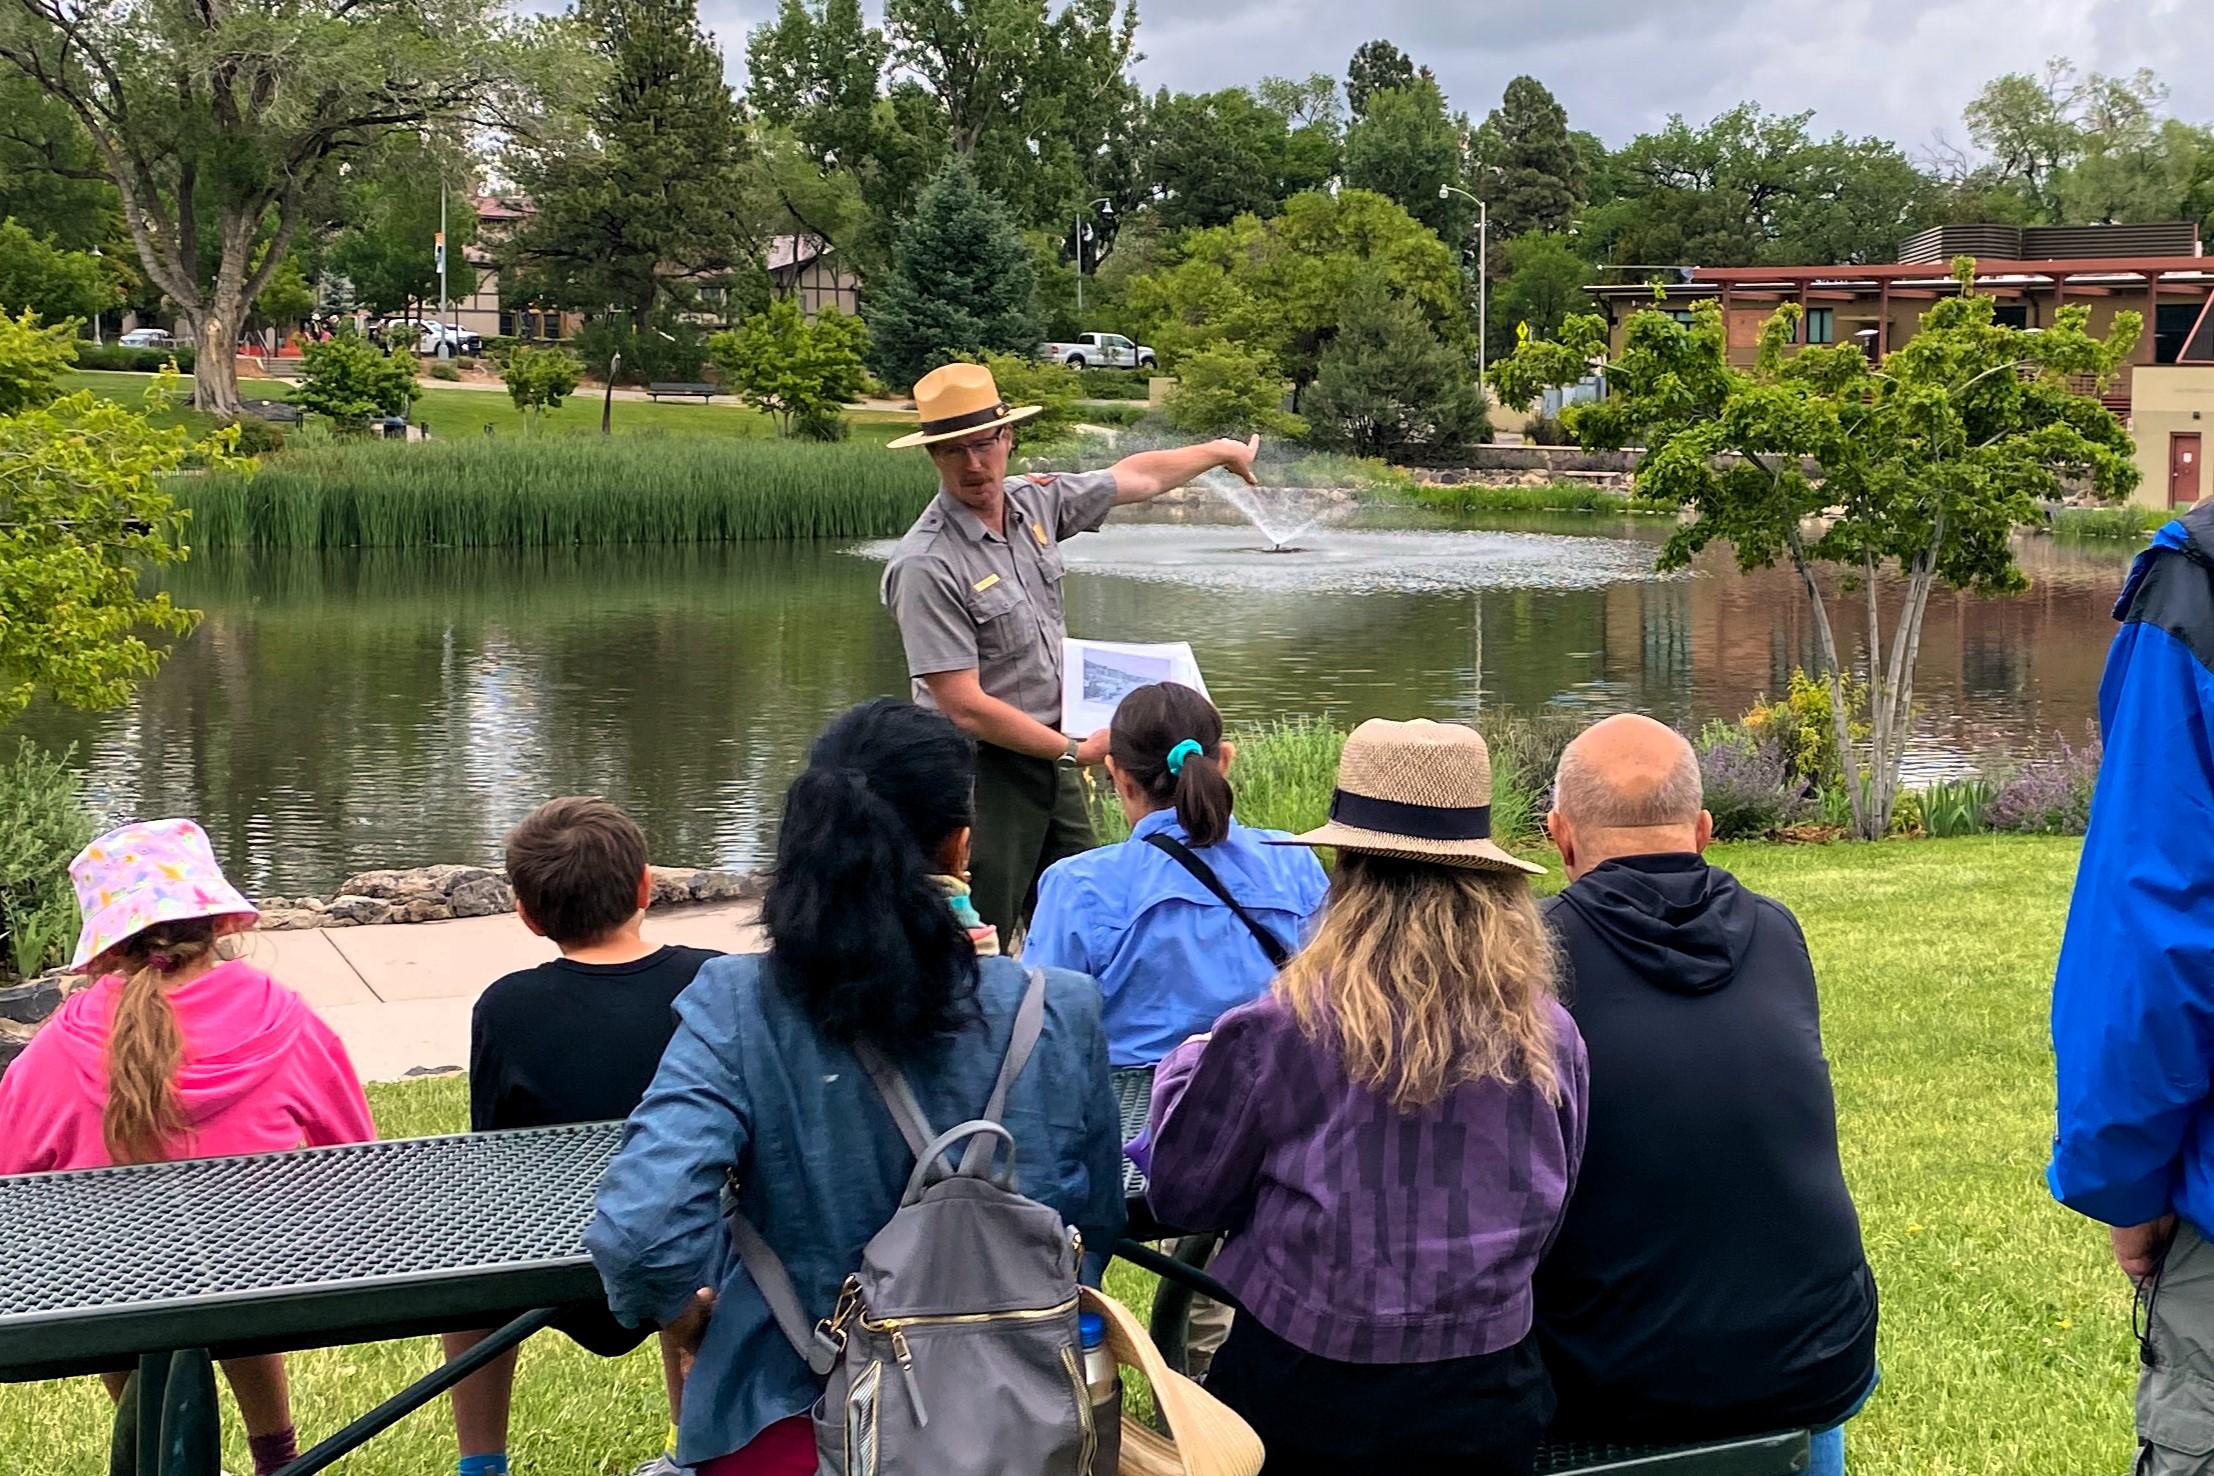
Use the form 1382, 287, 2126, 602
156, 1349, 221, 1476
132, 1353, 168, 1476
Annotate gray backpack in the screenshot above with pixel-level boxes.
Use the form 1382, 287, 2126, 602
730, 969, 1099, 1476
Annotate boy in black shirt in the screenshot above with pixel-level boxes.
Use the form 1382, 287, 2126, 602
444, 797, 722, 1476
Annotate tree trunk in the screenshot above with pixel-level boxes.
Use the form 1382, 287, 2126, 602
186, 306, 245, 419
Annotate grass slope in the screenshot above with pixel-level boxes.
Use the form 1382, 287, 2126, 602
58, 370, 915, 443
4, 837, 2128, 1474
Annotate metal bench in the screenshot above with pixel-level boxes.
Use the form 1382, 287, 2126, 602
0, 1124, 622, 1475
645, 381, 718, 402
1109, 1066, 1811, 1476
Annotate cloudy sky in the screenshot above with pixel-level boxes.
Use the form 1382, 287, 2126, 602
691, 0, 2214, 153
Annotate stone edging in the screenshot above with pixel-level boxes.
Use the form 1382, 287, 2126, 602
257, 863, 767, 929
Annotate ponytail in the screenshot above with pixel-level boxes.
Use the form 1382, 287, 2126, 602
1110, 683, 1233, 846
101, 917, 220, 1164
763, 700, 981, 1054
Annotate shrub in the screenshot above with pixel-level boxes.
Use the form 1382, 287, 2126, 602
1162, 343, 1304, 439
1743, 669, 1866, 792
1077, 368, 1153, 401
709, 301, 870, 438
298, 333, 420, 432
428, 360, 463, 382
973, 352, 1083, 448
1484, 713, 1588, 830
0, 741, 96, 982
75, 343, 197, 374
2050, 505, 2166, 541
1303, 279, 1490, 464
793, 408, 849, 442
1075, 403, 1147, 428
1524, 412, 1572, 446
229, 416, 288, 457
180, 436, 942, 548
1695, 725, 1805, 840
1987, 737, 2101, 835
502, 345, 585, 423
573, 314, 710, 386
0, 309, 78, 414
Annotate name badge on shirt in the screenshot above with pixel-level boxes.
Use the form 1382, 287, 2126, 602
1032, 522, 1050, 548
972, 573, 1001, 593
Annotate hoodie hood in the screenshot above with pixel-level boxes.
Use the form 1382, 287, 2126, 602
46, 958, 316, 1117
1553, 852, 1757, 995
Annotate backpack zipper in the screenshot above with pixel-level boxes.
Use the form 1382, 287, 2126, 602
1061, 1343, 1098, 1470
856, 1294, 1080, 1332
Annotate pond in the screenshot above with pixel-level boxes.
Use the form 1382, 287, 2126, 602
19, 507, 2133, 896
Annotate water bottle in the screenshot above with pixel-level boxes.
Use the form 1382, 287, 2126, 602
1080, 1311, 1122, 1476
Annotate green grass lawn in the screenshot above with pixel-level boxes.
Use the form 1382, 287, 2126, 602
4, 836, 2128, 1474
56, 369, 914, 443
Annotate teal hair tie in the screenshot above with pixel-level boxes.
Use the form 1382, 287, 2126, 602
1165, 739, 1205, 777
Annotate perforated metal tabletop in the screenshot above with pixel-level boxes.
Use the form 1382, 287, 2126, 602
0, 1123, 621, 1382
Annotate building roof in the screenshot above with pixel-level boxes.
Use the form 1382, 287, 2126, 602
768, 234, 832, 273
1585, 258, 2214, 300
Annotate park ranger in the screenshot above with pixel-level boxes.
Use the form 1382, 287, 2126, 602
882, 360, 1260, 947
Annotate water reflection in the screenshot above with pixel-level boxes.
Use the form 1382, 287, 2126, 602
15, 521, 2133, 894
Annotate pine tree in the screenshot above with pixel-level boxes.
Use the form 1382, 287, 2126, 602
506, 0, 760, 325
867, 158, 1038, 391
1305, 277, 1489, 462
1476, 76, 1587, 242
1345, 39, 1430, 121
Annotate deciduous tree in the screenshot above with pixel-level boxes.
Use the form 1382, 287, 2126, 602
298, 333, 421, 432
0, 349, 232, 723
0, 0, 527, 417
709, 298, 869, 437
1127, 187, 1468, 399
501, 344, 583, 424
1491, 261, 2140, 838
1343, 80, 1476, 243
1491, 231, 1589, 359
326, 136, 480, 319
0, 217, 106, 324
1344, 38, 1427, 121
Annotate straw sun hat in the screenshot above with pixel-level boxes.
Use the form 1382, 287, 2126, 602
1273, 718, 1544, 876
885, 362, 1043, 449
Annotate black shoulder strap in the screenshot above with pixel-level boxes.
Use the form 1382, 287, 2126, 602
1143, 831, 1293, 970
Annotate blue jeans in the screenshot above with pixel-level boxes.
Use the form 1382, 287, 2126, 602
1807, 1367, 1880, 1476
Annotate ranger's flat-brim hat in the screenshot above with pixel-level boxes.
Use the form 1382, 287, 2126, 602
887, 361, 1043, 449
1271, 718, 1544, 875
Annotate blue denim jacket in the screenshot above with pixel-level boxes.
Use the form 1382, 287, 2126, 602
585, 953, 1126, 1467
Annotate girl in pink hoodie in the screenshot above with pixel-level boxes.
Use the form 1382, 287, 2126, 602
0, 818, 375, 1476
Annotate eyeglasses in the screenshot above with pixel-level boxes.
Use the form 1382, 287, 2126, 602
929, 428, 1008, 463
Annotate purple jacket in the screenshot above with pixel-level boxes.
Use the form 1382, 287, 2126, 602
1143, 991, 1587, 1365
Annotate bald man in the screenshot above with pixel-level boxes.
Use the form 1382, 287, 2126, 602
1533, 716, 1877, 1473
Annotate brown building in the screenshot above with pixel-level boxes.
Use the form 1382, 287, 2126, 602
1585, 223, 2214, 509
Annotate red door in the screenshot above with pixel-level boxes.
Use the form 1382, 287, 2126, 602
2174, 433, 2204, 509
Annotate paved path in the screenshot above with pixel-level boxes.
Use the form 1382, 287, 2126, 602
240, 904, 765, 1083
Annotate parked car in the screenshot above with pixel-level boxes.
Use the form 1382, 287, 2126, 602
417, 322, 483, 356
119, 328, 176, 349
1036, 332, 1156, 370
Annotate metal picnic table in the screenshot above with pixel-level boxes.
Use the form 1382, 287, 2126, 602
0, 1081, 1807, 1476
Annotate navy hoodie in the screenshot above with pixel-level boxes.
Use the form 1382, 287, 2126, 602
1536, 852, 1878, 1442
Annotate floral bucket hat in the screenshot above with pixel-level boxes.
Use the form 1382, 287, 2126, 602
68, 818, 259, 972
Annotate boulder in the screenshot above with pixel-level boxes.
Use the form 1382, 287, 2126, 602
0, 974, 67, 1026
339, 864, 507, 904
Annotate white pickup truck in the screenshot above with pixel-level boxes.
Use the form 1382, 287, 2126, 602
1035, 332, 1157, 370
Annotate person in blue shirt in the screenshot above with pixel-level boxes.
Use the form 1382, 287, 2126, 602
585, 699, 1125, 1476
2049, 498, 2214, 1474
1027, 682, 1329, 1067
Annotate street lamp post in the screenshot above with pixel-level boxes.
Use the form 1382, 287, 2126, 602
1074, 198, 1114, 316
1440, 184, 1488, 382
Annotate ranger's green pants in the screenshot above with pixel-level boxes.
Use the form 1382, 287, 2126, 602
971, 743, 1096, 951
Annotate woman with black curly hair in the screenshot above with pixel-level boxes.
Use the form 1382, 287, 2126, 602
586, 698, 1125, 1476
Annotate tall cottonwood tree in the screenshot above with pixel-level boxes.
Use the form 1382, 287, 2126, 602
507, 0, 760, 326
0, 0, 525, 416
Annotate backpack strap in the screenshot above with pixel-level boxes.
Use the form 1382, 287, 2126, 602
852, 1039, 938, 1160
1142, 832, 1294, 970
727, 1209, 843, 1375
957, 967, 1049, 1177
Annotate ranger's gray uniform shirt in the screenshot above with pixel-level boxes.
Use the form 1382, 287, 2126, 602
881, 470, 1119, 727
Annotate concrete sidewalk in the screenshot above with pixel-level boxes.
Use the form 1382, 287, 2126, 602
239, 904, 765, 1083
